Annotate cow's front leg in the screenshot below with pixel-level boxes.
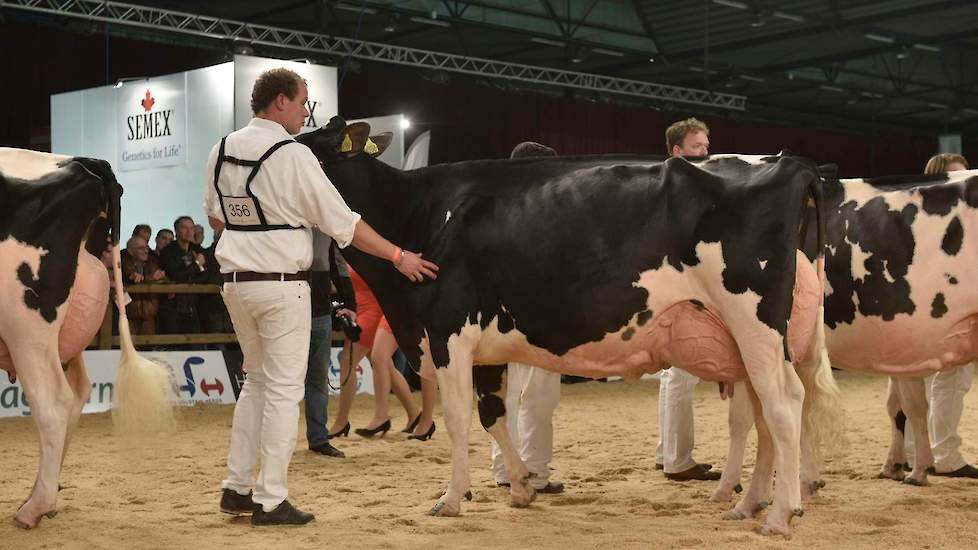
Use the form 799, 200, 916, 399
712, 382, 751, 502
478, 365, 535, 508
879, 377, 908, 481
431, 343, 476, 517
895, 377, 932, 486
11, 344, 73, 528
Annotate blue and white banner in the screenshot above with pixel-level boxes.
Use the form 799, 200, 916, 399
0, 350, 235, 418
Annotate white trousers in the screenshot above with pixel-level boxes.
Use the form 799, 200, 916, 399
220, 280, 311, 512
905, 363, 974, 472
655, 367, 699, 473
490, 363, 561, 488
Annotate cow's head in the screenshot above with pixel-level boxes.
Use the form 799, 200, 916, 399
298, 116, 392, 162
297, 116, 402, 230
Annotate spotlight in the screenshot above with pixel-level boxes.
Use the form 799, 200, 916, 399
400, 117, 411, 130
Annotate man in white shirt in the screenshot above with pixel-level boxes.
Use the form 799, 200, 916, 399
206, 68, 438, 526
654, 118, 721, 482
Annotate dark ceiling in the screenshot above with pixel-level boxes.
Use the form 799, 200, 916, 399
5, 0, 978, 137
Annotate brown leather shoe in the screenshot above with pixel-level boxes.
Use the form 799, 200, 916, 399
536, 481, 565, 494
932, 464, 978, 478
657, 462, 712, 472
664, 464, 721, 481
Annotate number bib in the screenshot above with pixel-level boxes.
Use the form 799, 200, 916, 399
221, 196, 261, 226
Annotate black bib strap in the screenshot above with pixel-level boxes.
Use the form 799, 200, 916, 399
214, 136, 302, 232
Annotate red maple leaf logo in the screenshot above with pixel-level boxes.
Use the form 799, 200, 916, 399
140, 89, 155, 112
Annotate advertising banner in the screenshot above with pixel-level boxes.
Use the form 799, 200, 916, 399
0, 350, 235, 418
116, 72, 188, 171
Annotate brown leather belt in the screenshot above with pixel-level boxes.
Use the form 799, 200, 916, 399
223, 271, 309, 283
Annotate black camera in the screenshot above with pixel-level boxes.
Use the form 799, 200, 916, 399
331, 300, 361, 342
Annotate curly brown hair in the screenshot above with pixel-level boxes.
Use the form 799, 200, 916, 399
923, 153, 969, 175
250, 68, 305, 115
665, 117, 709, 155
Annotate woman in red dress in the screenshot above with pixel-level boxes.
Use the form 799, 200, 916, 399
328, 267, 437, 440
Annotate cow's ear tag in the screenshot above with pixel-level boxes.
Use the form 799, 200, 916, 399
340, 134, 354, 153
364, 138, 379, 156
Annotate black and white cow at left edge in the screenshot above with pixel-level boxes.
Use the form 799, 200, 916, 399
0, 148, 175, 529
299, 117, 838, 536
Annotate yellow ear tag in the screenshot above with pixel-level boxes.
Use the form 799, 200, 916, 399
364, 138, 379, 155
340, 133, 353, 153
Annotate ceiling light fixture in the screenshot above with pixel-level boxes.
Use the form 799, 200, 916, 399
864, 33, 895, 44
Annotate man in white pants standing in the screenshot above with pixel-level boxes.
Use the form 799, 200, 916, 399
654, 119, 721, 482
205, 68, 438, 525
902, 153, 977, 478
490, 141, 564, 494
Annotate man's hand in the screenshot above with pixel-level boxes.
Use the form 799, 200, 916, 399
129, 272, 144, 283
396, 250, 439, 283
150, 270, 165, 281
194, 252, 206, 268
336, 308, 357, 323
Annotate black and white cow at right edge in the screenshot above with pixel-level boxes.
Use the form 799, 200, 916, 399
715, 168, 978, 499
299, 117, 840, 537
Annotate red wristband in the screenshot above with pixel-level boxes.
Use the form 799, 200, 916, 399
390, 246, 403, 264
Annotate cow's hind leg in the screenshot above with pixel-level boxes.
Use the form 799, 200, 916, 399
712, 382, 751, 502
60, 355, 92, 468
477, 365, 536, 508
879, 377, 908, 481
725, 382, 774, 520
894, 377, 932, 486
430, 335, 477, 517
747, 358, 806, 537
11, 343, 74, 528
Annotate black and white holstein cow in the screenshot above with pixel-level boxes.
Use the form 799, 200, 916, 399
298, 117, 837, 536
0, 148, 174, 528
714, 168, 978, 499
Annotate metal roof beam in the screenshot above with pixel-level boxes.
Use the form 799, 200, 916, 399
3, 0, 743, 110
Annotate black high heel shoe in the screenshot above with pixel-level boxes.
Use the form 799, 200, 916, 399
327, 422, 350, 439
354, 419, 391, 438
408, 422, 436, 441
402, 413, 422, 434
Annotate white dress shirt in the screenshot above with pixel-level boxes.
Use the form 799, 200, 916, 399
203, 118, 361, 274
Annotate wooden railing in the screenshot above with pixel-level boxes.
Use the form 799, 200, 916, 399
95, 283, 232, 349
94, 282, 345, 349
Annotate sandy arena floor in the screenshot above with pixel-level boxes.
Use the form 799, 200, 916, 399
1, 371, 977, 549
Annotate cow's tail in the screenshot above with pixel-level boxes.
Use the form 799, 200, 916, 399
798, 169, 845, 466
109, 243, 176, 434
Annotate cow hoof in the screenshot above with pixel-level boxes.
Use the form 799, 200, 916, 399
734, 483, 743, 494
722, 509, 748, 521
709, 489, 733, 503
878, 466, 906, 481
428, 500, 460, 517
464, 490, 473, 501
791, 507, 804, 517
758, 500, 769, 509
509, 486, 536, 508
758, 523, 792, 538
902, 477, 928, 487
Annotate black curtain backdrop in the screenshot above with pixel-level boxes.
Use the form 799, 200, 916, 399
3, 21, 971, 178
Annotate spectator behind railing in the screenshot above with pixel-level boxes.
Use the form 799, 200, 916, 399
155, 228, 174, 257
158, 215, 210, 344
199, 226, 234, 343
121, 235, 166, 336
